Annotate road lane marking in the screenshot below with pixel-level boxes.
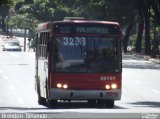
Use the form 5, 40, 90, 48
152, 89, 160, 94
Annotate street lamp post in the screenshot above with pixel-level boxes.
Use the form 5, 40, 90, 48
24, 27, 27, 52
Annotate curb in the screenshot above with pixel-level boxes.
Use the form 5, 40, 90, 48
133, 54, 160, 64
149, 58, 160, 64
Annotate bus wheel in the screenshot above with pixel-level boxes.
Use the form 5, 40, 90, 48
105, 100, 114, 108
36, 80, 46, 105
97, 100, 105, 108
88, 100, 96, 107
38, 96, 46, 106
47, 99, 57, 108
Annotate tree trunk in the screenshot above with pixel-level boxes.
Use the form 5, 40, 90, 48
1, 16, 6, 32
123, 23, 133, 53
136, 17, 144, 53
151, 26, 159, 58
144, 4, 151, 55
135, 0, 144, 53
150, 0, 160, 25
24, 28, 27, 52
145, 13, 151, 55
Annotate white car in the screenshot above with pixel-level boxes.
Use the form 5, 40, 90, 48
2, 40, 22, 51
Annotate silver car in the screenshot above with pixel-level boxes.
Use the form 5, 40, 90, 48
2, 40, 22, 51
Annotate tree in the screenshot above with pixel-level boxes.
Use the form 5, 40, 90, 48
150, 0, 160, 57
135, 0, 160, 55
135, 0, 144, 53
0, 0, 10, 5
11, 0, 159, 55
143, 0, 151, 55
0, 4, 9, 32
8, 14, 37, 51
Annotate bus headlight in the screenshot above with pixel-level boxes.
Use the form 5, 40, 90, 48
105, 85, 110, 90
63, 84, 68, 89
111, 83, 117, 89
57, 83, 62, 88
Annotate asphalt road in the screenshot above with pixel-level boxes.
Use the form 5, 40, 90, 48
0, 51, 160, 119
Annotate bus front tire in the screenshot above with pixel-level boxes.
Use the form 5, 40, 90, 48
96, 100, 114, 108
36, 79, 47, 106
47, 99, 57, 108
38, 96, 46, 105
88, 100, 96, 107
105, 100, 114, 108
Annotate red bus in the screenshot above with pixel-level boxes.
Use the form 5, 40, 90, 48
35, 18, 122, 108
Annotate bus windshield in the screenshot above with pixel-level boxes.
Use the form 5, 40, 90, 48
52, 36, 118, 73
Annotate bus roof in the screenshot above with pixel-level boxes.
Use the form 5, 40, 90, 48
36, 20, 119, 31
36, 22, 52, 30
57, 20, 119, 25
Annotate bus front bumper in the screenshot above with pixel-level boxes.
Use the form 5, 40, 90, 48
50, 88, 121, 100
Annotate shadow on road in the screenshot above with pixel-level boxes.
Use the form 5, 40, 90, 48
0, 102, 128, 110
46, 101, 128, 109
0, 107, 47, 110
128, 101, 160, 108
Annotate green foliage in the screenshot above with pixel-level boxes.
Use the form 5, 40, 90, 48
0, 0, 11, 5
130, 34, 137, 48
0, 4, 9, 17
8, 14, 38, 47
11, 0, 138, 24
8, 14, 37, 29
1, 0, 159, 53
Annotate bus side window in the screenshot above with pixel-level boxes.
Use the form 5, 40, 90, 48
47, 41, 51, 53
47, 36, 53, 53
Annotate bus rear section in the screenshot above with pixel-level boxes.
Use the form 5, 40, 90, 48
35, 19, 122, 108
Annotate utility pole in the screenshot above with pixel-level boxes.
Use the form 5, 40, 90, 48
24, 28, 27, 52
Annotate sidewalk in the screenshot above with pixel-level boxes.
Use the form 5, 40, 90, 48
134, 53, 160, 64
148, 58, 160, 64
